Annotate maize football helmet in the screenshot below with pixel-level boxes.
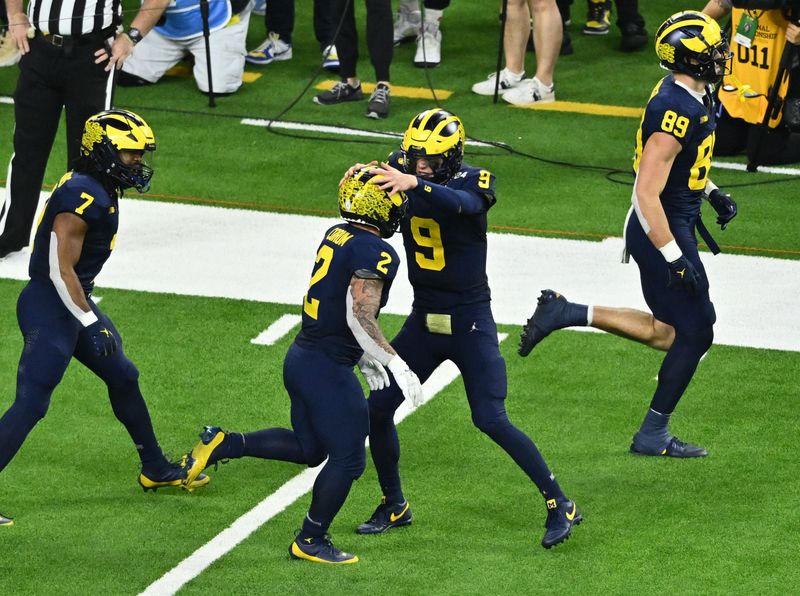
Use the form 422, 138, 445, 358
401, 109, 465, 184
655, 11, 731, 85
339, 168, 407, 238
80, 109, 156, 192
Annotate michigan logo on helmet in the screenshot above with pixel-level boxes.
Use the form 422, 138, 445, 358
339, 169, 407, 238
655, 11, 731, 85
401, 109, 465, 184
81, 109, 156, 192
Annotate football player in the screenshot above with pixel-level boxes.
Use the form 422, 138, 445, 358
0, 110, 209, 526
341, 109, 581, 550
181, 171, 422, 564
519, 12, 737, 458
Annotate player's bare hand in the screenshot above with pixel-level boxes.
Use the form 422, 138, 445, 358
370, 162, 418, 196
339, 161, 378, 187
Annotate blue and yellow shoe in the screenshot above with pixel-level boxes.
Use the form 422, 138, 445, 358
519, 289, 587, 357
630, 434, 708, 458
1, 512, 14, 527
138, 457, 210, 492
355, 496, 412, 534
182, 426, 227, 491
542, 499, 582, 549
289, 534, 358, 564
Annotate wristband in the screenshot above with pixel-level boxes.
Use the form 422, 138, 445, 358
658, 240, 683, 263
387, 356, 409, 377
78, 310, 99, 327
704, 180, 718, 195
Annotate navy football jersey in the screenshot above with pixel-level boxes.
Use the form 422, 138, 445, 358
633, 75, 716, 218
389, 151, 496, 312
294, 223, 400, 365
29, 171, 119, 295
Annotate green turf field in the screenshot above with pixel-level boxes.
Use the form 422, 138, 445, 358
1, 0, 799, 593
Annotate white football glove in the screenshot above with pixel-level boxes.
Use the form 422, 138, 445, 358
387, 356, 424, 407
357, 355, 390, 391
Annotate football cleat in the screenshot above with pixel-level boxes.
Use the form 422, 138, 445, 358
139, 457, 210, 492
518, 289, 582, 356
583, 0, 611, 35
182, 426, 227, 490
355, 497, 413, 534
0, 512, 14, 527
289, 534, 359, 564
542, 499, 582, 549
630, 434, 708, 458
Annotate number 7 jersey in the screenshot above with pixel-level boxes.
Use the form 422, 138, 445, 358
632, 75, 716, 218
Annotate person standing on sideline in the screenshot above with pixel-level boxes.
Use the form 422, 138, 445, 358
181, 171, 421, 564
519, 12, 737, 458
0, 0, 169, 259
392, 0, 449, 68
342, 109, 582, 550
0, 110, 209, 528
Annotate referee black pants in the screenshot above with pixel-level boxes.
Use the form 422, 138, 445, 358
0, 35, 110, 254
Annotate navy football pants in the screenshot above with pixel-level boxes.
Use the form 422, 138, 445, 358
368, 305, 564, 504
626, 214, 716, 415
0, 280, 163, 474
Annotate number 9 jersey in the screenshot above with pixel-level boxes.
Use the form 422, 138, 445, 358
632, 75, 716, 219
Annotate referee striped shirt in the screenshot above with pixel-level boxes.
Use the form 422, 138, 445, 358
27, 0, 121, 36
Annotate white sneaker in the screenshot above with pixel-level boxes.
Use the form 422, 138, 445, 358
246, 32, 293, 66
471, 68, 525, 96
0, 30, 21, 68
414, 22, 441, 67
502, 77, 556, 105
394, 7, 421, 45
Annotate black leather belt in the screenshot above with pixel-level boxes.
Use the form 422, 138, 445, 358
37, 27, 116, 48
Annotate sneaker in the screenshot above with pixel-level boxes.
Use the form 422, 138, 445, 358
139, 457, 210, 492
542, 499, 582, 549
355, 497, 412, 534
252, 0, 266, 16
0, 30, 21, 67
518, 289, 585, 356
0, 512, 13, 527
314, 81, 363, 105
182, 425, 228, 490
366, 83, 390, 119
394, 6, 421, 45
583, 0, 611, 35
289, 534, 358, 564
620, 22, 648, 52
471, 68, 525, 96
322, 44, 340, 71
246, 32, 293, 66
502, 76, 555, 106
630, 434, 708, 458
414, 22, 441, 67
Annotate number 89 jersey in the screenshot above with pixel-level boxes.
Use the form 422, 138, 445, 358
632, 75, 716, 219
294, 223, 400, 366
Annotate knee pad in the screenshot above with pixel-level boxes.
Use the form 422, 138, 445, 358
106, 358, 140, 392
679, 326, 714, 354
303, 446, 327, 469
329, 449, 367, 481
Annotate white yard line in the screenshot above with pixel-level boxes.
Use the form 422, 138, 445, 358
710, 160, 800, 176
250, 314, 302, 346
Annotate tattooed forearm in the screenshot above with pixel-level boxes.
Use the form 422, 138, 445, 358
347, 277, 396, 360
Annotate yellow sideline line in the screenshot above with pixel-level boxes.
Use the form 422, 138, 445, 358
511, 100, 644, 118
164, 63, 263, 83
315, 79, 453, 100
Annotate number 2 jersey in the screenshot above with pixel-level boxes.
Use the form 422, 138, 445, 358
388, 151, 497, 312
28, 171, 118, 296
294, 223, 400, 366
633, 75, 716, 219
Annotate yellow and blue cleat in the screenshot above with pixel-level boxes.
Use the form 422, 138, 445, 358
355, 496, 412, 534
138, 456, 210, 492
182, 426, 227, 491
542, 499, 582, 549
289, 535, 358, 564
1, 512, 14, 527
